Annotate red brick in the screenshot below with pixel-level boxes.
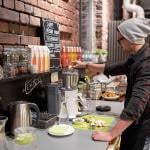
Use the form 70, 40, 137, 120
38, 0, 50, 10
34, 7, 42, 17
20, 0, 37, 6
4, 0, 15, 9
0, 33, 20, 44
20, 13, 29, 24
25, 4, 34, 14
0, 45, 3, 53
29, 16, 40, 26
0, 21, 9, 33
50, 4, 63, 16
28, 27, 38, 36
20, 25, 29, 35
47, 0, 53, 3
20, 35, 40, 45
15, 0, 25, 12
41, 10, 49, 19
0, 7, 19, 22
9, 23, 20, 34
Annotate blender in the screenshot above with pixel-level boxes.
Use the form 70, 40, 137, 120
60, 68, 79, 119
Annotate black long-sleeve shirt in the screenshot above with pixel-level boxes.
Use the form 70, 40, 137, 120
104, 44, 150, 128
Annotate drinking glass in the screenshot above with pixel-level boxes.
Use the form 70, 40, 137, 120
13, 127, 39, 150
0, 116, 8, 150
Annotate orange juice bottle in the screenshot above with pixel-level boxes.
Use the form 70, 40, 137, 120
37, 47, 41, 73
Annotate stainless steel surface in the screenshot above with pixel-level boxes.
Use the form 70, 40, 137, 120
62, 69, 79, 89
8, 101, 40, 134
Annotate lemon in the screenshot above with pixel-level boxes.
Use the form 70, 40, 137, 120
15, 133, 35, 145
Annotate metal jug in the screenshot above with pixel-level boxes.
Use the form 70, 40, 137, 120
8, 101, 40, 134
62, 69, 79, 89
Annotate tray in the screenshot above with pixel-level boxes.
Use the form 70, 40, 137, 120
33, 113, 58, 129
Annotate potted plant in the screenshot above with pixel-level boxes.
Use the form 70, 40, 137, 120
94, 49, 108, 63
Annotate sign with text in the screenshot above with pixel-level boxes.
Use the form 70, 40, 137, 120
42, 19, 61, 58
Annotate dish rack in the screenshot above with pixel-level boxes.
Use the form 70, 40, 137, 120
32, 112, 58, 129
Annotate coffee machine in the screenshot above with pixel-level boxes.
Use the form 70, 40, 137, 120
60, 69, 80, 119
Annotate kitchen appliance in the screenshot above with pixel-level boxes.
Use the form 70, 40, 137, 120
60, 69, 80, 119
8, 101, 40, 134
62, 68, 79, 90
46, 83, 61, 115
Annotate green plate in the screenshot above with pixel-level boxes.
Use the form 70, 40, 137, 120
48, 124, 75, 136
72, 114, 116, 132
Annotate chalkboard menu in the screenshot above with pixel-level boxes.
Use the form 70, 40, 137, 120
42, 19, 61, 68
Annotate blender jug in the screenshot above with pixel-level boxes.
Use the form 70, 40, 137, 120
0, 116, 8, 150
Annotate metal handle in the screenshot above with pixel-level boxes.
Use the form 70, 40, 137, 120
28, 103, 40, 125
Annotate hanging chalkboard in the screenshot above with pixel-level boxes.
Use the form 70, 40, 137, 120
42, 19, 61, 68
42, 19, 60, 58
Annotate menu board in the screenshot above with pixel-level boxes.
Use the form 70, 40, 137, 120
42, 19, 60, 58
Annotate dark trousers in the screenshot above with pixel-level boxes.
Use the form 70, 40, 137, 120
120, 119, 150, 150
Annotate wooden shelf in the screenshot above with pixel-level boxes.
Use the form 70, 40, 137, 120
0, 68, 61, 83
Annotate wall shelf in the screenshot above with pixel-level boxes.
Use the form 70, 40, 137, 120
0, 68, 61, 83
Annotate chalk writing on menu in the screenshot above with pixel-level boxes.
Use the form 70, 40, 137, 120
42, 19, 60, 58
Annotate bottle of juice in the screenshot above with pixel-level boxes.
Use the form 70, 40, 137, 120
31, 46, 36, 65
66, 47, 71, 66
70, 47, 74, 63
61, 46, 67, 68
73, 47, 77, 61
37, 47, 41, 73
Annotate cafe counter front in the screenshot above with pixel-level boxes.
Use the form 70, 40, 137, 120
8, 100, 124, 150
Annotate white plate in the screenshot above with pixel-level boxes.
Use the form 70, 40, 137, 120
48, 124, 75, 137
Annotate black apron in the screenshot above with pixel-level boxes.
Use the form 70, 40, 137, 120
120, 118, 150, 150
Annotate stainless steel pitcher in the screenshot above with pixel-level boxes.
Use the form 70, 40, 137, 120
62, 69, 79, 89
8, 101, 40, 134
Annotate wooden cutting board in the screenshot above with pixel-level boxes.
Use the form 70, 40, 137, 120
72, 114, 116, 132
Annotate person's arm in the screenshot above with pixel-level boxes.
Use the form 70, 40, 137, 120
92, 119, 133, 141
72, 60, 128, 77
104, 62, 128, 76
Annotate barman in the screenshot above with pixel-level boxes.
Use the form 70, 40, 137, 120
72, 18, 150, 150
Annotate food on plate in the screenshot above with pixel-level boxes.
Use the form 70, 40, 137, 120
101, 91, 120, 100
15, 133, 35, 145
72, 118, 85, 125
49, 124, 69, 135
90, 119, 106, 127
102, 91, 119, 97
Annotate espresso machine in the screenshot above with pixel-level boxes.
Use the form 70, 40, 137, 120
60, 69, 79, 119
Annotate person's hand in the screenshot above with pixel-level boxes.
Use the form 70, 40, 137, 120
92, 131, 112, 142
71, 60, 87, 68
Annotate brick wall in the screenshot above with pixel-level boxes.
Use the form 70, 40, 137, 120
0, 0, 80, 51
102, 0, 114, 49
80, 0, 114, 51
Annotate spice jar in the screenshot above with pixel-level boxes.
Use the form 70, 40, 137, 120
10, 49, 19, 64
18, 63, 28, 74
19, 49, 29, 62
3, 64, 18, 77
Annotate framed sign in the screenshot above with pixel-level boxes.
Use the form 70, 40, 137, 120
42, 19, 61, 68
42, 19, 60, 58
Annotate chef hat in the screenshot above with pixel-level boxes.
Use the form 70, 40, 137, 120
118, 18, 150, 44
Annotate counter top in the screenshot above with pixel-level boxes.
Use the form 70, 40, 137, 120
8, 100, 124, 150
